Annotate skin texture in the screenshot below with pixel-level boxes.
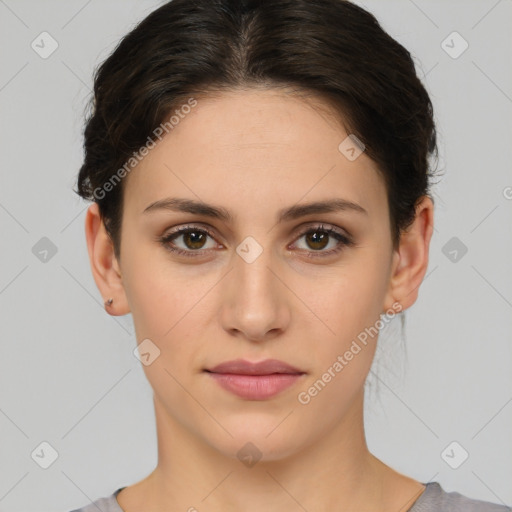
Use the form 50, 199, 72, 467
85, 88, 434, 512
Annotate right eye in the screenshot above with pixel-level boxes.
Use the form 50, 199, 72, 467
159, 225, 220, 257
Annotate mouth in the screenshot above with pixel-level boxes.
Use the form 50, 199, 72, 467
204, 358, 306, 400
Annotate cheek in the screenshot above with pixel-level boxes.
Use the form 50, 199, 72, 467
123, 255, 217, 370
306, 259, 389, 333
295, 278, 383, 415
123, 270, 172, 339
297, 255, 390, 377
121, 240, 186, 333
124, 267, 204, 398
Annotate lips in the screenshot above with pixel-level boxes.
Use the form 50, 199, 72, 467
205, 359, 305, 400
206, 358, 304, 376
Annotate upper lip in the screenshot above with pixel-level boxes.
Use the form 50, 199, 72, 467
206, 358, 304, 375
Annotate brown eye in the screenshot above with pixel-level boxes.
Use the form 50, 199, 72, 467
159, 223, 353, 259
181, 230, 208, 250
160, 225, 218, 257
292, 224, 354, 258
304, 230, 330, 251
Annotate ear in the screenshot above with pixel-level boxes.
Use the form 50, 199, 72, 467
383, 195, 434, 313
84, 203, 130, 316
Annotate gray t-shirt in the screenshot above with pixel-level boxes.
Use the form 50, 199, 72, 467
69, 481, 511, 511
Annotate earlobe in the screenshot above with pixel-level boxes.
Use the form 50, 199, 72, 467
84, 203, 130, 316
383, 196, 434, 313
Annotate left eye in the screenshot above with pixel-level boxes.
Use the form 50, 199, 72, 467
159, 224, 353, 258
292, 226, 352, 255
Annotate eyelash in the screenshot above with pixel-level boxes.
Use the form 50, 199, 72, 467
159, 223, 354, 259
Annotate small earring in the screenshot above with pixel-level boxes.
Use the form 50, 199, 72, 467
104, 298, 113, 308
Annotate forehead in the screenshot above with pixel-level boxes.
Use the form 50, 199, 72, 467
123, 88, 387, 224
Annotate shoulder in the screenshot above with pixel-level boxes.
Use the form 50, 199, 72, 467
409, 482, 511, 512
67, 487, 124, 512
66, 482, 512, 512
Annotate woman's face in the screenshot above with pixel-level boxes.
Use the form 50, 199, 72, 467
112, 88, 402, 459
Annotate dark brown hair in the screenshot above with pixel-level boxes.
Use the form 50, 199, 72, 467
75, 0, 439, 260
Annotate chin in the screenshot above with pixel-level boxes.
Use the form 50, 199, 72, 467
199, 412, 314, 464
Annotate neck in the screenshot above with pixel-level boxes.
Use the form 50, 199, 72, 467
120, 389, 420, 512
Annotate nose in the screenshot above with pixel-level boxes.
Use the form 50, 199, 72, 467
219, 239, 291, 343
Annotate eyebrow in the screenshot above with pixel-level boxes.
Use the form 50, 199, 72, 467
142, 197, 368, 222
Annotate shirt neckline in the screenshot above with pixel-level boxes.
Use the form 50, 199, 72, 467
407, 482, 440, 511
111, 481, 439, 511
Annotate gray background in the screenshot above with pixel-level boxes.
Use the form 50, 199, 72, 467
0, 1, 511, 511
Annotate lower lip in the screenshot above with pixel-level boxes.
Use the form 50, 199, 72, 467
206, 372, 304, 400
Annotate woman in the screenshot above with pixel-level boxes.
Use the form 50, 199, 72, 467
70, 0, 510, 510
